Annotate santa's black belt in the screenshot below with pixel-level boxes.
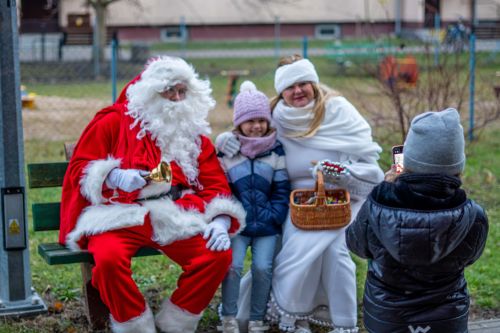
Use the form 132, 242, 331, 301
135, 184, 184, 202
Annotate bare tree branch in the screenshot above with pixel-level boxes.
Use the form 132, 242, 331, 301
352, 46, 498, 148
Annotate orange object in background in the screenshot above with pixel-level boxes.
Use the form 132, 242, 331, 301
379, 55, 419, 90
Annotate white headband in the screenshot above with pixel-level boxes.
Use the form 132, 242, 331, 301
274, 58, 319, 94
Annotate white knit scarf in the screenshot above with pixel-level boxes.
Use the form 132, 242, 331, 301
272, 97, 382, 163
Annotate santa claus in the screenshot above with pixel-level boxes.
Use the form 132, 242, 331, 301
60, 56, 246, 333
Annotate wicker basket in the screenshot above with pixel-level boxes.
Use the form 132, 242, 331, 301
290, 171, 351, 230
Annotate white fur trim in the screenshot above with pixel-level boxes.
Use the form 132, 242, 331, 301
66, 204, 148, 250
155, 298, 202, 333
141, 198, 206, 246
274, 59, 319, 94
204, 196, 246, 236
139, 56, 198, 94
110, 304, 155, 333
80, 157, 121, 205
137, 181, 171, 200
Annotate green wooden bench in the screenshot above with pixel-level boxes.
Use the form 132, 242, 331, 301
27, 144, 161, 330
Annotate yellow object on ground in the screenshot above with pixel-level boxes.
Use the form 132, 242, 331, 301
21, 85, 36, 109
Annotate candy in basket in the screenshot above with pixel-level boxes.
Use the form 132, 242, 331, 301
290, 168, 351, 230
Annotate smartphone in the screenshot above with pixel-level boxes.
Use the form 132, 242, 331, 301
392, 145, 404, 173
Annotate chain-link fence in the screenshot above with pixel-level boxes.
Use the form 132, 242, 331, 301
20, 40, 284, 162
20, 37, 500, 162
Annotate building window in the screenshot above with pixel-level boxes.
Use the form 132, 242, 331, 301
161, 27, 187, 42
315, 24, 341, 39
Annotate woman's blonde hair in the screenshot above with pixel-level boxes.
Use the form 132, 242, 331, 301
270, 54, 339, 138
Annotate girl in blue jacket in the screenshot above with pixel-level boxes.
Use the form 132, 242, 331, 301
346, 108, 488, 333
217, 81, 290, 333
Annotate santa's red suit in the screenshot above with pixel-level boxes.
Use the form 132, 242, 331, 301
60, 57, 245, 333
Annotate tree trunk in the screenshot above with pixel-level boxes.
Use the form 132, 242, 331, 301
94, 3, 107, 63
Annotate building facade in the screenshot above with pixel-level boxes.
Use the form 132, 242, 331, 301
19, 0, 500, 43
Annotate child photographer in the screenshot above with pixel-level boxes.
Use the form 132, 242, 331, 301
346, 108, 489, 333
217, 81, 291, 333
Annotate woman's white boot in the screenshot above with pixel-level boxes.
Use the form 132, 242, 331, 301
248, 320, 269, 332
294, 320, 312, 333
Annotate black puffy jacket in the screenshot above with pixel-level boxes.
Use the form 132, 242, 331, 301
346, 174, 488, 333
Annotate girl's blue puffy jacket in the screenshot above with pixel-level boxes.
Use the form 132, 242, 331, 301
218, 141, 290, 237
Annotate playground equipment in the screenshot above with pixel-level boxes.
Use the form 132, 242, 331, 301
220, 69, 250, 107
379, 55, 419, 90
20, 85, 36, 109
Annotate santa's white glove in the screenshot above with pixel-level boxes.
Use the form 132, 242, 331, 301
215, 132, 241, 158
312, 160, 352, 187
203, 215, 231, 251
105, 168, 148, 192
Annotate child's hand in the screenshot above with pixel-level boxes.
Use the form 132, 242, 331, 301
384, 165, 399, 182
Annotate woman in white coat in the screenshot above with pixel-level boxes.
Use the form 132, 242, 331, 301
216, 55, 384, 333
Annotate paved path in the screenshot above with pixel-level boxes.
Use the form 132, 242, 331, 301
469, 319, 500, 332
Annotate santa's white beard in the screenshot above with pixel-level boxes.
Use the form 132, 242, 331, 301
127, 95, 211, 185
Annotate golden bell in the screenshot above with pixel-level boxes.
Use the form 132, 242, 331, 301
143, 161, 172, 183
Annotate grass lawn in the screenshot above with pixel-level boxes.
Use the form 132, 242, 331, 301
3, 49, 499, 332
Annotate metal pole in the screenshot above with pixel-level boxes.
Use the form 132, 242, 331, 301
0, 0, 47, 317
302, 36, 308, 59
93, 12, 101, 78
434, 13, 440, 66
41, 22, 46, 63
395, 0, 401, 37
180, 16, 187, 59
468, 0, 477, 141
274, 16, 280, 59
111, 38, 117, 103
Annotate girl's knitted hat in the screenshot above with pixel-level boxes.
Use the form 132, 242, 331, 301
233, 81, 271, 128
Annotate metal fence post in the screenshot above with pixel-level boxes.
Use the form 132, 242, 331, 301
274, 16, 281, 59
180, 16, 187, 59
0, 0, 47, 317
434, 13, 440, 66
302, 36, 308, 59
111, 38, 118, 103
395, 0, 401, 37
93, 13, 101, 79
469, 0, 477, 141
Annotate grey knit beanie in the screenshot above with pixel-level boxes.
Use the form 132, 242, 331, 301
404, 108, 465, 175
233, 81, 271, 128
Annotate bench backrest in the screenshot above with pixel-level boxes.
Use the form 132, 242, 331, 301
28, 143, 161, 263
28, 143, 74, 232
27, 162, 68, 231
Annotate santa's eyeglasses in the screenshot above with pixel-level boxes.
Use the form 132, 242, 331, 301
160, 84, 188, 101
